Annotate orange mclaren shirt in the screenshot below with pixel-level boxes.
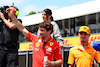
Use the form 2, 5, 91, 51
68, 44, 100, 67
26, 32, 63, 67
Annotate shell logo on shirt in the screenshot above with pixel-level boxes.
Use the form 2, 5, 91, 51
50, 42, 54, 46
36, 42, 40, 47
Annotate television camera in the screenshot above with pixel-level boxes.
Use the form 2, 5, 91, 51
0, 6, 9, 23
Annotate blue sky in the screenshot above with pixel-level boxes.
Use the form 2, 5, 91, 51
0, 0, 96, 18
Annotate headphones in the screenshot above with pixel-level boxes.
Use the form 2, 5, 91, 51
15, 7, 19, 16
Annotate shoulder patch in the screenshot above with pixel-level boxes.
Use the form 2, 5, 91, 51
50, 42, 54, 46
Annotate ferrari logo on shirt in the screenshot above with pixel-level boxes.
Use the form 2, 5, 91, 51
36, 42, 40, 47
50, 42, 54, 46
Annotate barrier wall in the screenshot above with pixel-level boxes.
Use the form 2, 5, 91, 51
18, 46, 74, 67
18, 50, 33, 67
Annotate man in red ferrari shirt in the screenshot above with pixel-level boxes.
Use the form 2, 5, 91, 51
7, 8, 63, 67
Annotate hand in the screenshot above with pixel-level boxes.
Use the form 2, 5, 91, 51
6, 8, 13, 17
0, 12, 5, 19
60, 43, 64, 48
6, 7, 16, 20
43, 60, 53, 66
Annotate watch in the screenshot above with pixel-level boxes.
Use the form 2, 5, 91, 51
3, 18, 5, 20
12, 18, 17, 23
52, 61, 55, 66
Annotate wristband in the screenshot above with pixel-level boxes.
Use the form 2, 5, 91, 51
12, 18, 17, 23
52, 61, 55, 66
3, 18, 5, 20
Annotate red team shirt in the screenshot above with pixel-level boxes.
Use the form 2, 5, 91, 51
26, 32, 63, 67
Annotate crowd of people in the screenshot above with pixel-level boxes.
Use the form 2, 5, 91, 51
0, 5, 100, 67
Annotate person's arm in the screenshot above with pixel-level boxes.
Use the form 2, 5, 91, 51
0, 12, 17, 29
52, 43, 63, 66
67, 48, 75, 67
51, 22, 64, 46
53, 59, 63, 66
6, 10, 29, 37
94, 51, 100, 67
43, 59, 63, 67
12, 17, 29, 37
43, 43, 63, 66
37, 29, 40, 36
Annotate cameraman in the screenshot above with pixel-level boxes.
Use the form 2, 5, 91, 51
0, 6, 22, 67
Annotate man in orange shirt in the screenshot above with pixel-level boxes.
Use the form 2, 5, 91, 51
68, 26, 100, 67
7, 8, 63, 67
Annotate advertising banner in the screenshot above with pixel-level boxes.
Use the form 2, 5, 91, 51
64, 34, 100, 46
19, 34, 100, 50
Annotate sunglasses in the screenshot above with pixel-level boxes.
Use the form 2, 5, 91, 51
42, 41, 46, 49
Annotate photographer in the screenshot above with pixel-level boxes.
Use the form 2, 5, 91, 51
0, 6, 22, 67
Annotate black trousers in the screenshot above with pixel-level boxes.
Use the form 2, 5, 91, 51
0, 45, 18, 67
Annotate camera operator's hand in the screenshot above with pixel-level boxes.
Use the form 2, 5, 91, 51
0, 12, 5, 20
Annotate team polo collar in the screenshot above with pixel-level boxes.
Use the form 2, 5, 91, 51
41, 36, 53, 43
76, 43, 91, 50
46, 36, 53, 43
86, 43, 91, 48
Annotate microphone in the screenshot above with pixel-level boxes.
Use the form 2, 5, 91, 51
44, 56, 48, 67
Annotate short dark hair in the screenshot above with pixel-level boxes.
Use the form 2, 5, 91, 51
38, 21, 53, 34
